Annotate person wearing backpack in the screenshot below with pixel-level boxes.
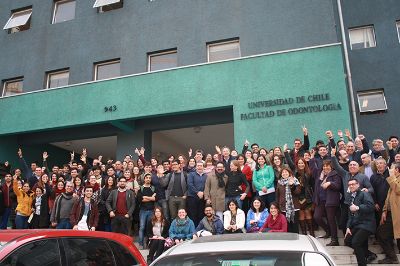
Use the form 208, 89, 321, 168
137, 173, 156, 249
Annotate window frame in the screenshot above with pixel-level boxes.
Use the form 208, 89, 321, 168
93, 0, 123, 13
147, 49, 178, 72
3, 8, 32, 33
348, 25, 377, 50
46, 69, 70, 89
1, 238, 61, 266
52, 0, 76, 24
207, 39, 241, 62
357, 89, 387, 113
62, 237, 116, 266
94, 59, 121, 81
2, 77, 24, 97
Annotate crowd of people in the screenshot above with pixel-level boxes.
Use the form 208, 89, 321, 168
0, 127, 400, 265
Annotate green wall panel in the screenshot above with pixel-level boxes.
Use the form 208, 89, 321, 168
0, 45, 351, 150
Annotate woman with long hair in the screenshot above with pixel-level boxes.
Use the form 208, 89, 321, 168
223, 199, 245, 234
237, 154, 253, 214
31, 185, 51, 229
73, 176, 84, 198
275, 167, 301, 233
146, 207, 170, 264
285, 150, 315, 236
225, 160, 249, 210
252, 155, 275, 208
259, 202, 288, 232
13, 176, 34, 229
98, 176, 116, 232
246, 197, 269, 233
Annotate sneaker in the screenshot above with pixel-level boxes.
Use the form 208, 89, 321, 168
377, 257, 399, 264
366, 252, 377, 263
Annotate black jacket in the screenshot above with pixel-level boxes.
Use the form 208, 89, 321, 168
347, 190, 376, 234
32, 194, 50, 228
146, 219, 170, 239
370, 169, 390, 209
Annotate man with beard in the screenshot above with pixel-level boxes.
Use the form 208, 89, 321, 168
193, 205, 224, 237
204, 162, 228, 219
106, 176, 135, 235
50, 181, 77, 229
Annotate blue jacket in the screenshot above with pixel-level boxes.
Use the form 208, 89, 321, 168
195, 216, 224, 235
169, 217, 195, 240
246, 209, 269, 231
187, 171, 207, 198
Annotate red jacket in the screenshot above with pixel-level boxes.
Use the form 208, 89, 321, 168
260, 213, 288, 232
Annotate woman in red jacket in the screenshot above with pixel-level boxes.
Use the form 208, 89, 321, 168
259, 202, 287, 232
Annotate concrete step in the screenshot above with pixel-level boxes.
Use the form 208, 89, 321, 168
326, 245, 384, 255
334, 253, 400, 265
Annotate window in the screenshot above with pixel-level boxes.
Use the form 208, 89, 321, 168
52, 0, 76, 24
1, 239, 61, 266
93, 0, 123, 12
94, 60, 120, 80
47, 70, 69, 89
207, 40, 241, 62
348, 26, 376, 50
108, 240, 139, 266
3, 8, 32, 33
396, 21, 400, 43
148, 50, 178, 71
2, 78, 23, 97
357, 90, 387, 113
63, 238, 114, 266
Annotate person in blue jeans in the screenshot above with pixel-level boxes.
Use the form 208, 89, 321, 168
50, 181, 77, 229
137, 173, 157, 249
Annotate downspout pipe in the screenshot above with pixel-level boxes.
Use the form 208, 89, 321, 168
336, 0, 359, 135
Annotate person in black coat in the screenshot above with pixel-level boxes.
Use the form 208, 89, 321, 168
31, 184, 52, 229
344, 178, 376, 266
146, 207, 170, 264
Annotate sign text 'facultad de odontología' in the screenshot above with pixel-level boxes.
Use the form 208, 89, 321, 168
241, 93, 342, 120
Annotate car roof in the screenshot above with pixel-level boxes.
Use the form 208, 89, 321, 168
163, 233, 319, 256
0, 229, 132, 242
0, 230, 146, 265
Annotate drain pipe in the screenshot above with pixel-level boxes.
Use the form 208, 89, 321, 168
336, 0, 359, 135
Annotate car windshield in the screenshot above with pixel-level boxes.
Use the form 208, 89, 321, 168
152, 251, 331, 266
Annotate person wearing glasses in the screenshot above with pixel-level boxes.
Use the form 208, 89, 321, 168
344, 178, 376, 266
50, 181, 77, 229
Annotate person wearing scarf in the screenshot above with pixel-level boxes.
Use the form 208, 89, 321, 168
275, 167, 301, 233
169, 209, 195, 245
204, 162, 228, 219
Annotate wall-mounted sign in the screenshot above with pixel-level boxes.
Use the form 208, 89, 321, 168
241, 93, 341, 120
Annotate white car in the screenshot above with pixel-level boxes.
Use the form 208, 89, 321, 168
150, 233, 336, 266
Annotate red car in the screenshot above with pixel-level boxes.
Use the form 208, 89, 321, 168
0, 230, 146, 266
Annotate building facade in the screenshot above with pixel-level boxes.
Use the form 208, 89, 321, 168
1, 0, 393, 165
